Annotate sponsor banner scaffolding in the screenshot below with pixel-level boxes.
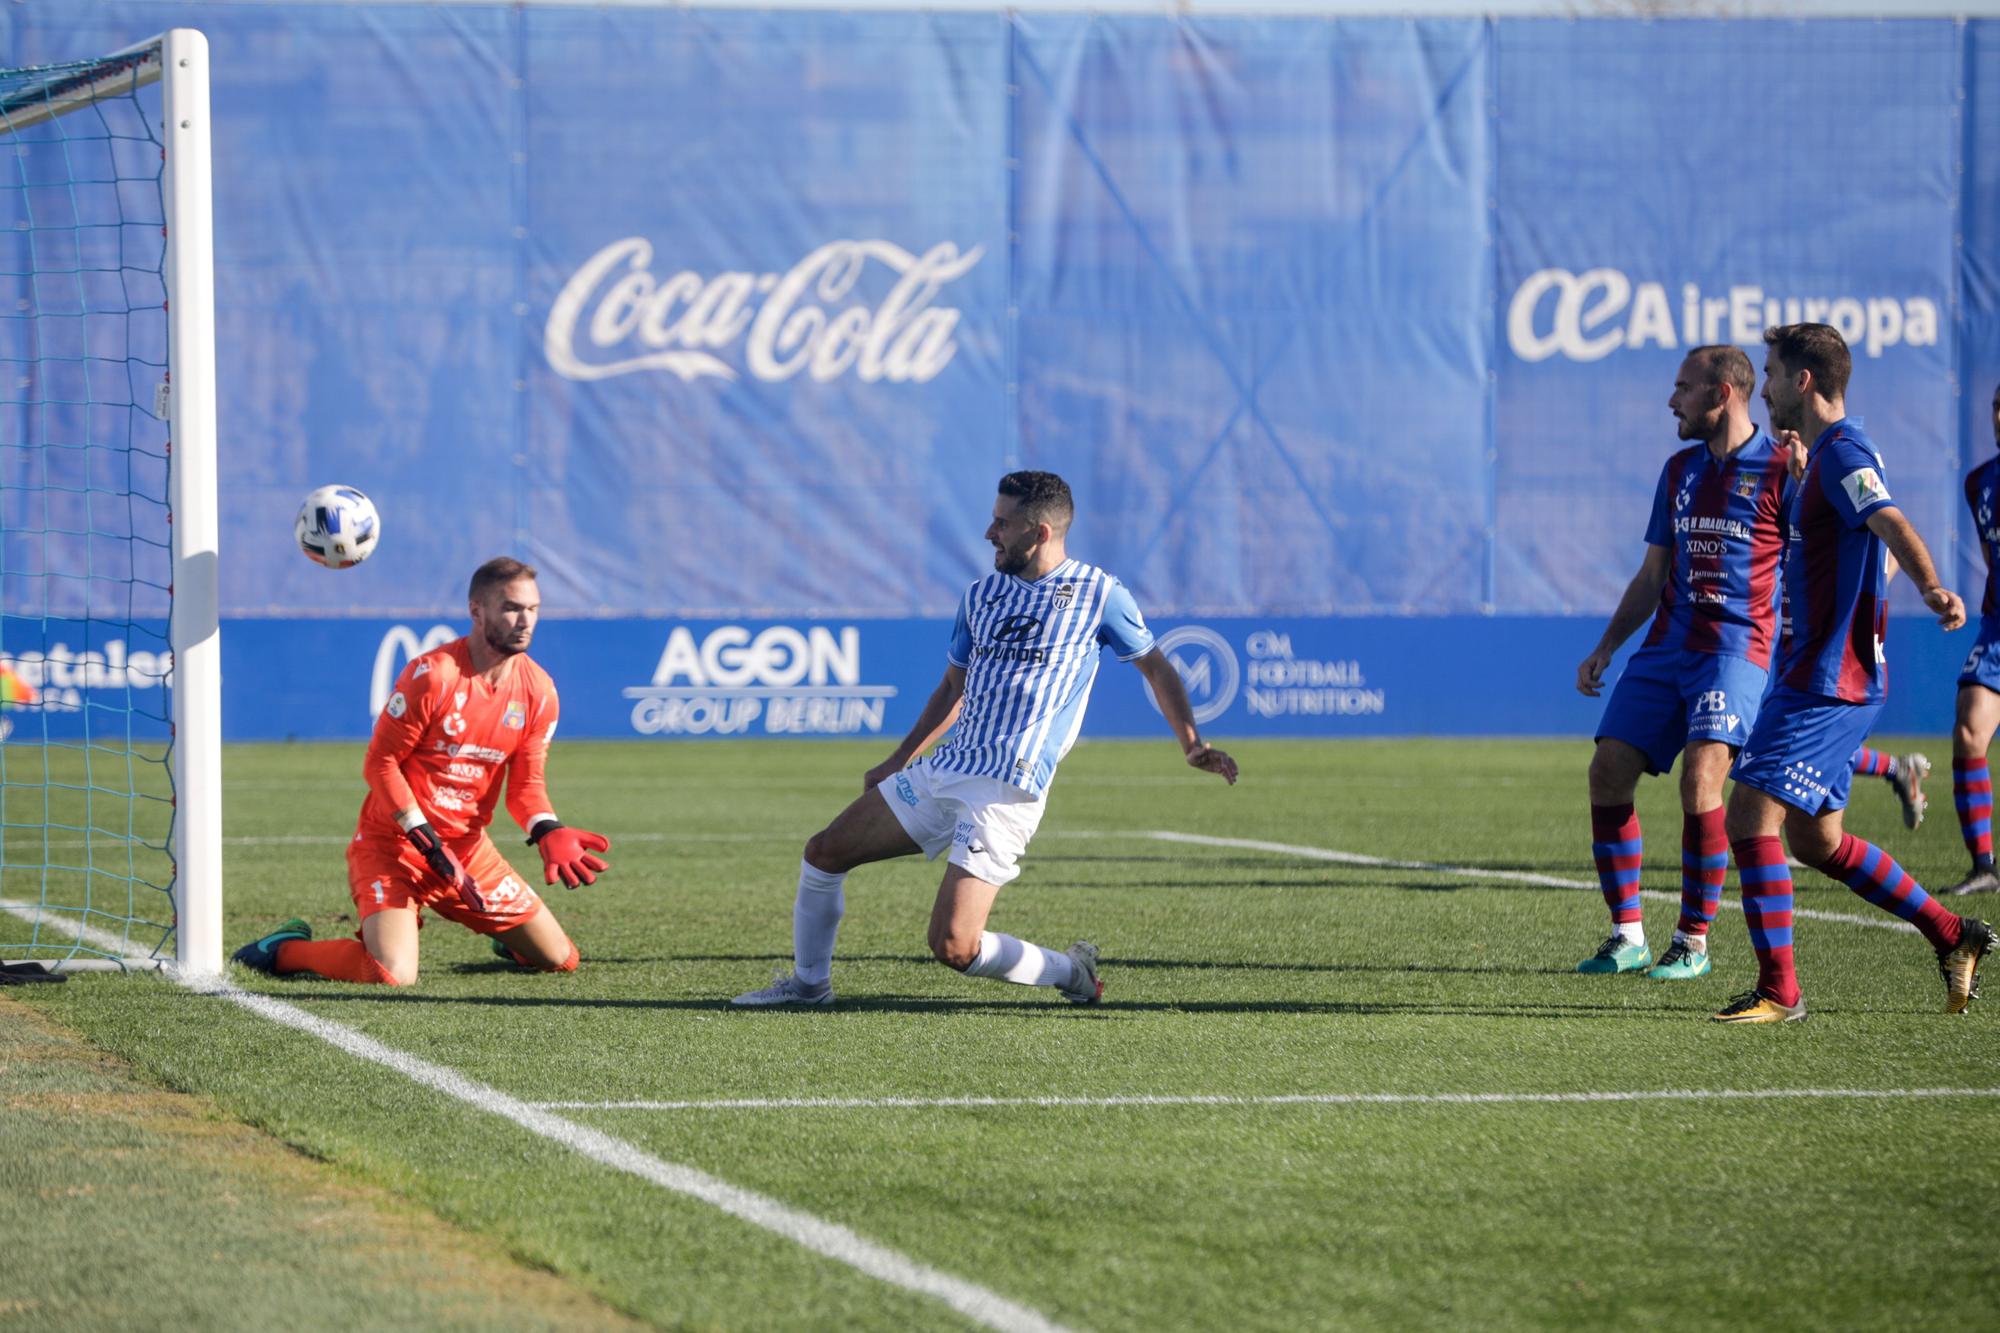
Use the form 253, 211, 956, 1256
3, 8, 1998, 736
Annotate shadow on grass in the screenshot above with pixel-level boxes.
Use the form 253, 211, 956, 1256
262, 985, 1677, 1021
641, 951, 1569, 978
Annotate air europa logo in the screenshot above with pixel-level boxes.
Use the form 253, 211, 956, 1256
1508, 268, 1939, 363
545, 238, 983, 385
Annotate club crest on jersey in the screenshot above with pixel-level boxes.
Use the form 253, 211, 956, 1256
1841, 467, 1890, 509
1735, 473, 1757, 498
502, 701, 526, 730
1052, 582, 1076, 610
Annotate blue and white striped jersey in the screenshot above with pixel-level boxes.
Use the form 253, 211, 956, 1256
929, 558, 1155, 797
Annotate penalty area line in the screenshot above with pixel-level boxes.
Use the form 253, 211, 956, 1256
534, 1085, 2000, 1113
1, 902, 1068, 1333
1119, 829, 1920, 935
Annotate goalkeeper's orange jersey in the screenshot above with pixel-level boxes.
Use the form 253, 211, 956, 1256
358, 638, 559, 843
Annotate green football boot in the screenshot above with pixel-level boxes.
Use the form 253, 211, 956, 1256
1576, 934, 1652, 974
1645, 940, 1712, 980
231, 918, 311, 975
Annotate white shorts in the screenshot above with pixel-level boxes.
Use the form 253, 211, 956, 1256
877, 759, 1047, 887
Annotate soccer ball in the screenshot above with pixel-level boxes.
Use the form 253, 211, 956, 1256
295, 484, 381, 569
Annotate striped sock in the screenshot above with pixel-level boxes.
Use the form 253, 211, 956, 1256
1815, 833, 1963, 952
1732, 836, 1799, 1006
1678, 807, 1727, 939
1852, 746, 1895, 779
1590, 803, 1644, 929
1954, 758, 1995, 871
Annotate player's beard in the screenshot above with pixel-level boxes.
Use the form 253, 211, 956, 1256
1676, 407, 1721, 441
483, 622, 532, 658
992, 538, 1034, 576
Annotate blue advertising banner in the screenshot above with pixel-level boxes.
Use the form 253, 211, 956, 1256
201, 613, 1973, 743
3, 7, 1998, 737
1494, 19, 1962, 617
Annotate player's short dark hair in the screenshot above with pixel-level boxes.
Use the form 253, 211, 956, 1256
1763, 323, 1851, 401
997, 470, 1074, 532
1686, 344, 1754, 401
469, 556, 537, 603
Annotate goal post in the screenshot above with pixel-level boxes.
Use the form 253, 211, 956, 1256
0, 30, 221, 977
161, 29, 222, 979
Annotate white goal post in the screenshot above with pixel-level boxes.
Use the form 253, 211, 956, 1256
0, 30, 220, 977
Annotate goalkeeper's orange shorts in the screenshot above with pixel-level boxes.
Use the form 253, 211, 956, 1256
345, 827, 546, 934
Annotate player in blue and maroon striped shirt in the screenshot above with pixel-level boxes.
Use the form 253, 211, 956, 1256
1576, 346, 1790, 981
1720, 324, 1992, 1023
1945, 383, 2000, 896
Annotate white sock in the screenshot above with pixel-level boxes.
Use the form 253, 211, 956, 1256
791, 859, 845, 987
962, 931, 1073, 988
1672, 929, 1708, 955
1615, 921, 1645, 946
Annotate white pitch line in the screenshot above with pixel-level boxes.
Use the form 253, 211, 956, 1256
0, 901, 1067, 1333
202, 981, 1067, 1333
535, 1086, 2000, 1113
1134, 829, 1921, 935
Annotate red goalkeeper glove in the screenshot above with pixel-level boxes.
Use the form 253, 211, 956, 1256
404, 822, 486, 912
529, 821, 611, 888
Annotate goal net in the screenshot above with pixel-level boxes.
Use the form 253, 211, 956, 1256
0, 31, 220, 976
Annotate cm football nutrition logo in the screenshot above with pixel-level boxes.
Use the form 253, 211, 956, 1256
1145, 626, 1241, 726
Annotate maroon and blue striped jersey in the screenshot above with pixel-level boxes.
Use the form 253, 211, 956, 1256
1639, 431, 1790, 668
1965, 455, 2000, 623
1777, 420, 1897, 704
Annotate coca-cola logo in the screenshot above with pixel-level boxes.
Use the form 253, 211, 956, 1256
544, 238, 983, 385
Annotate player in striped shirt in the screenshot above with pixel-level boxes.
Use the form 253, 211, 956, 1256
732, 471, 1237, 1007
1945, 382, 2000, 896
1718, 324, 1991, 1023
1574, 346, 1790, 981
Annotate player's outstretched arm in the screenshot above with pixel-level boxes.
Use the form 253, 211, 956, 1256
862, 665, 966, 791
1578, 544, 1671, 697
1865, 508, 1966, 630
1133, 649, 1237, 785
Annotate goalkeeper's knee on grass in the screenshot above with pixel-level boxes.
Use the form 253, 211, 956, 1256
496, 940, 580, 973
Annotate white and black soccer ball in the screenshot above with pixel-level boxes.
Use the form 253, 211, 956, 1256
295, 484, 381, 569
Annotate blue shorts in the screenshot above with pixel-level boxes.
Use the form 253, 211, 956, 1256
1731, 684, 1882, 815
1596, 647, 1767, 775
1957, 623, 2000, 695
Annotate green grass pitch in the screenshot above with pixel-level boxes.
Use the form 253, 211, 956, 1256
9, 736, 2000, 1329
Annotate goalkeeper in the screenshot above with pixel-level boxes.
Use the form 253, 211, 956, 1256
233, 557, 611, 984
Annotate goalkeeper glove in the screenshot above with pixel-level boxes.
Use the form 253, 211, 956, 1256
528, 820, 611, 888
404, 822, 486, 912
